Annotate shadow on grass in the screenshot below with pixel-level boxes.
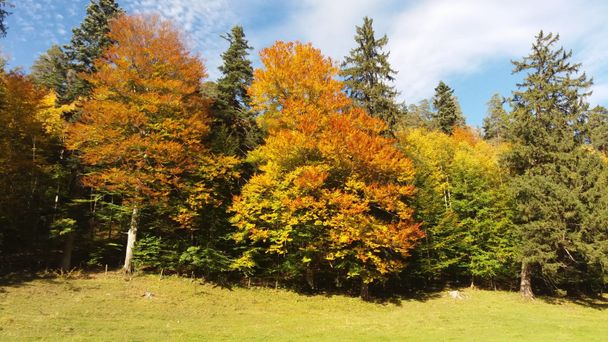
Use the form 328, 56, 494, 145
541, 295, 608, 310
0, 269, 96, 292
0, 272, 43, 291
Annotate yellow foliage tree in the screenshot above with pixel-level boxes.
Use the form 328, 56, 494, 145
231, 41, 422, 296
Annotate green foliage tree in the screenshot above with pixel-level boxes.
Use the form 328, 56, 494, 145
507, 31, 608, 298
62, 0, 123, 102
585, 105, 608, 153
30, 45, 74, 105
431, 81, 465, 134
0, 0, 12, 38
398, 127, 515, 287
210, 25, 260, 156
482, 93, 510, 141
341, 17, 402, 131
398, 99, 433, 130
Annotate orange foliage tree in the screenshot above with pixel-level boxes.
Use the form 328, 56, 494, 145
66, 14, 216, 273
231, 41, 422, 296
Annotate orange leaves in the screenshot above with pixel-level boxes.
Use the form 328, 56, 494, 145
232, 41, 423, 285
249, 41, 349, 131
66, 14, 211, 202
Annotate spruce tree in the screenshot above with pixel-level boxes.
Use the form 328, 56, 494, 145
63, 0, 123, 101
210, 25, 259, 156
507, 31, 608, 297
431, 81, 465, 134
31, 45, 72, 104
586, 105, 608, 153
0, 0, 11, 38
341, 17, 401, 131
482, 93, 510, 141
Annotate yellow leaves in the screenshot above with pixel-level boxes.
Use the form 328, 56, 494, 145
293, 165, 329, 190
232, 40, 422, 285
36, 91, 75, 138
249, 41, 349, 130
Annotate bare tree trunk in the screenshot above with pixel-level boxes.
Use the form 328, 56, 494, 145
360, 281, 370, 300
519, 262, 534, 299
61, 231, 75, 270
306, 268, 315, 290
123, 205, 139, 274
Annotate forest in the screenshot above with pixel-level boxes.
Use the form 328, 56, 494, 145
2, 0, 608, 301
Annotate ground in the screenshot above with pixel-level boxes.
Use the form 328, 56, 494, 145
1, 272, 607, 341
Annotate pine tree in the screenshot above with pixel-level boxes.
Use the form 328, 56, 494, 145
63, 0, 123, 101
507, 31, 608, 298
482, 93, 510, 141
0, 0, 11, 38
431, 81, 465, 134
211, 25, 259, 156
341, 17, 401, 131
30, 45, 75, 105
586, 105, 608, 153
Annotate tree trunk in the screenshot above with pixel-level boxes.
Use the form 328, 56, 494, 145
519, 262, 534, 299
360, 281, 370, 300
123, 205, 139, 274
60, 230, 75, 271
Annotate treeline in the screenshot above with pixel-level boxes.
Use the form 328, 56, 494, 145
1, 0, 608, 299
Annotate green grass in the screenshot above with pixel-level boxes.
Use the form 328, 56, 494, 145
1, 272, 607, 341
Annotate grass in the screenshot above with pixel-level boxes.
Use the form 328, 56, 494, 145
1, 272, 607, 341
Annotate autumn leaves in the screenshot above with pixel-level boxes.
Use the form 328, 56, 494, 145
233, 42, 422, 288
66, 16, 422, 287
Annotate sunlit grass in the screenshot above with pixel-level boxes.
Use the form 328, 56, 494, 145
1, 272, 607, 341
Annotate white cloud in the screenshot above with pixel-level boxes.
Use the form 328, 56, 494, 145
11, 0, 608, 107
11, 0, 67, 45
270, 0, 608, 104
123, 0, 236, 78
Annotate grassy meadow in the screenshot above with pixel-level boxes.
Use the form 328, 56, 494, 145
1, 272, 607, 341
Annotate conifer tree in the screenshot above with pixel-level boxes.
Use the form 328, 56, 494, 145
210, 25, 259, 156
431, 81, 465, 134
63, 0, 123, 101
482, 93, 510, 141
507, 31, 608, 298
586, 105, 608, 153
341, 17, 401, 131
0, 0, 11, 38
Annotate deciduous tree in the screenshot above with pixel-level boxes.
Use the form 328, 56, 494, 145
232, 41, 422, 297
66, 15, 213, 273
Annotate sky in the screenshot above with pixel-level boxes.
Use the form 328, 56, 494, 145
2, 0, 608, 127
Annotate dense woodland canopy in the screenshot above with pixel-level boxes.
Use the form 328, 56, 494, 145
2, 0, 608, 299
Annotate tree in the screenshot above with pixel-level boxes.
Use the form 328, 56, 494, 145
507, 31, 608, 298
398, 99, 433, 130
0, 69, 57, 269
482, 93, 510, 141
0, 0, 12, 38
63, 0, 123, 101
586, 105, 608, 153
66, 15, 213, 273
431, 81, 465, 134
232, 41, 422, 297
398, 127, 515, 287
210, 25, 260, 156
30, 45, 75, 105
341, 17, 402, 131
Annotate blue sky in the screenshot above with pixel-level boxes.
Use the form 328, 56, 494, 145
3, 0, 608, 127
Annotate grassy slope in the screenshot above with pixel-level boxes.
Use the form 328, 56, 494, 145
1, 273, 607, 341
